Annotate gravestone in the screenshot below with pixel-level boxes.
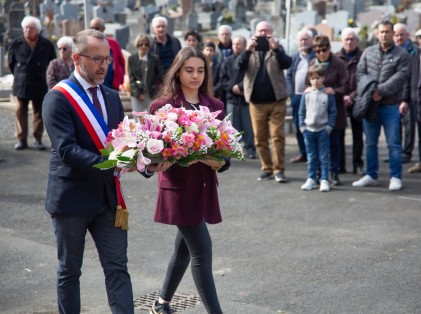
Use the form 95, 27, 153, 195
6, 3, 25, 44
40, 0, 60, 21
114, 0, 127, 13
326, 10, 349, 39
294, 10, 317, 29
60, 0, 79, 21
315, 23, 334, 41
210, 9, 220, 30
357, 10, 383, 28
187, 9, 199, 31
114, 12, 127, 25
405, 10, 421, 35
93, 4, 115, 23
235, 1, 247, 24
314, 1, 326, 18
250, 17, 261, 33
343, 0, 356, 20
115, 25, 130, 50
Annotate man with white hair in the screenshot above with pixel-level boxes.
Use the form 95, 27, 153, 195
393, 22, 417, 164
150, 16, 181, 72
335, 27, 364, 175
8, 16, 56, 151
286, 28, 315, 163
216, 25, 233, 62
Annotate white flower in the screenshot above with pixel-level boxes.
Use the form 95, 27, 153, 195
167, 112, 178, 121
146, 139, 164, 155
185, 123, 199, 133
108, 150, 120, 160
121, 149, 137, 160
165, 120, 179, 132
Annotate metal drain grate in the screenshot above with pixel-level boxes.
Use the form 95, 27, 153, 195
134, 291, 201, 313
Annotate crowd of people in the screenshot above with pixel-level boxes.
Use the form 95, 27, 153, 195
6, 13, 421, 314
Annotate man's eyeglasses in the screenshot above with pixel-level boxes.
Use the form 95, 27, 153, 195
137, 43, 149, 47
315, 47, 329, 54
58, 47, 67, 51
90, 27, 101, 31
79, 54, 114, 65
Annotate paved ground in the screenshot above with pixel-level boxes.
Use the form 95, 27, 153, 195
1, 101, 421, 314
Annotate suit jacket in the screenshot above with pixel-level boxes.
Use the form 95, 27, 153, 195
42, 74, 125, 216
127, 52, 164, 99
149, 93, 225, 226
8, 35, 56, 99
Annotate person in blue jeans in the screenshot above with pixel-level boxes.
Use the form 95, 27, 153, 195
299, 64, 337, 192
352, 20, 409, 191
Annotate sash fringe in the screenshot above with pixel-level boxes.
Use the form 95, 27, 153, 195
115, 205, 129, 230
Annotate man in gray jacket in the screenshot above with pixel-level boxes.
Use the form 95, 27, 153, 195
353, 20, 409, 191
235, 21, 292, 183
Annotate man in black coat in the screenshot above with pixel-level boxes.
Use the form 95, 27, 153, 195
8, 16, 56, 150
219, 35, 256, 159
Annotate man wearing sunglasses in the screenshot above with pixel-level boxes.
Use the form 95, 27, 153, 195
42, 29, 135, 313
89, 18, 125, 91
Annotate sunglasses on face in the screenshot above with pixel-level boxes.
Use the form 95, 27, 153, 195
315, 47, 329, 54
137, 43, 149, 47
58, 47, 67, 51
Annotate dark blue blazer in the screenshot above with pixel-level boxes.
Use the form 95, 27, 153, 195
42, 74, 125, 216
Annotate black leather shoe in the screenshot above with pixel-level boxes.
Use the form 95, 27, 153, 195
331, 173, 341, 186
14, 141, 27, 150
34, 141, 46, 151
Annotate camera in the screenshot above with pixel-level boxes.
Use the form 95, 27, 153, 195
255, 36, 269, 52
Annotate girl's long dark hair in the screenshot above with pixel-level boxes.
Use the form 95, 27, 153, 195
155, 47, 211, 100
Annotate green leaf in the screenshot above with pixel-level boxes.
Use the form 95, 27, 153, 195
93, 159, 117, 170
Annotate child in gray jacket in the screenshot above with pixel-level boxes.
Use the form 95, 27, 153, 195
299, 64, 337, 191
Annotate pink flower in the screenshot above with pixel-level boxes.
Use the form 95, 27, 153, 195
181, 132, 195, 147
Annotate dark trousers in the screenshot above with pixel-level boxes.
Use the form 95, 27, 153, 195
291, 94, 306, 157
160, 220, 222, 314
52, 206, 133, 314
226, 102, 255, 151
350, 115, 364, 168
401, 101, 416, 159
330, 129, 341, 175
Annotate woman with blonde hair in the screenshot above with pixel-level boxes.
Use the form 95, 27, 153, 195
128, 34, 164, 115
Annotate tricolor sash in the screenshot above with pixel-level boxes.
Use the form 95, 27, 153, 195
53, 80, 129, 230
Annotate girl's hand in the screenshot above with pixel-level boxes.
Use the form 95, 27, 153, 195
199, 159, 225, 171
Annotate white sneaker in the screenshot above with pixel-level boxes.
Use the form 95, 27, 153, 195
319, 180, 330, 192
301, 178, 317, 190
352, 175, 378, 187
389, 177, 402, 191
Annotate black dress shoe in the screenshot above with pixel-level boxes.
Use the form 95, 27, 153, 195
331, 173, 341, 186
14, 141, 28, 150
34, 141, 46, 151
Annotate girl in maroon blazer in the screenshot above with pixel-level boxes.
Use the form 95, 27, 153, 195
147, 47, 229, 314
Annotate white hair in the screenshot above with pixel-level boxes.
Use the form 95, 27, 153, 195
297, 29, 313, 39
152, 16, 168, 28
57, 36, 73, 49
393, 23, 408, 33
341, 27, 359, 39
21, 16, 42, 32
218, 25, 232, 35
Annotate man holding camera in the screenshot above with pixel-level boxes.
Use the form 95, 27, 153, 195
235, 21, 292, 183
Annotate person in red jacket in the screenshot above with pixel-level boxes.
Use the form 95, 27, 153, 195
90, 18, 125, 91
147, 47, 228, 314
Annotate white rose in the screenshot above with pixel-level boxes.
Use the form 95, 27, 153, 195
108, 150, 120, 160
146, 139, 164, 155
167, 112, 178, 121
185, 123, 199, 133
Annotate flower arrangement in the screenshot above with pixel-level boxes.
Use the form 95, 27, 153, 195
94, 104, 245, 173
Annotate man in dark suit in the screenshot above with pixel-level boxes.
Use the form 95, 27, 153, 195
8, 16, 56, 150
42, 29, 134, 314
